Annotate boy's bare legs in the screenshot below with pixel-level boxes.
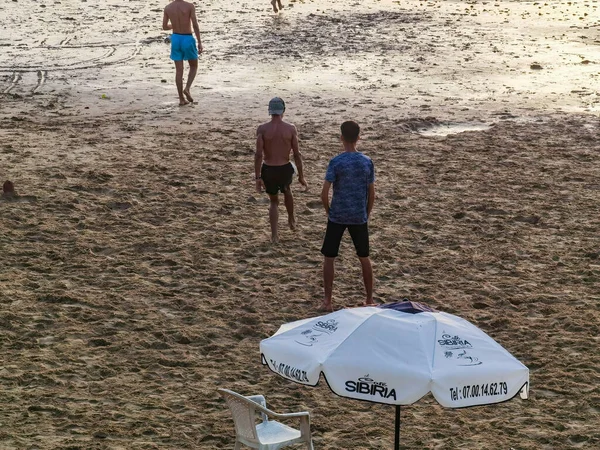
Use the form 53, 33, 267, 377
283, 188, 296, 231
321, 257, 335, 311
271, 0, 278, 12
359, 256, 375, 305
183, 59, 198, 103
268, 194, 280, 243
174, 61, 188, 106
277, 0, 284, 10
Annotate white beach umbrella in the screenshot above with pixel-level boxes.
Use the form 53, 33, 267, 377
260, 301, 529, 449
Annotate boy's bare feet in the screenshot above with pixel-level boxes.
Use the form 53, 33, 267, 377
271, 0, 278, 12
288, 216, 296, 231
271, 233, 279, 244
179, 99, 190, 106
183, 88, 194, 103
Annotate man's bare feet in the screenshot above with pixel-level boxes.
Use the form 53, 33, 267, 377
271, 233, 279, 244
271, 0, 278, 12
183, 88, 194, 103
318, 301, 333, 313
363, 300, 376, 307
179, 99, 190, 106
288, 216, 296, 231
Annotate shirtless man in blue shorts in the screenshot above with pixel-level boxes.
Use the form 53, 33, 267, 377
255, 97, 308, 243
163, 0, 203, 105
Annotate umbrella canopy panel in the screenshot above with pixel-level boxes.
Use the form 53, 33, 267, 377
260, 307, 529, 408
428, 312, 529, 407
322, 311, 436, 405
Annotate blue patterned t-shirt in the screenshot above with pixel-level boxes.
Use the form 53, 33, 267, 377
325, 152, 375, 225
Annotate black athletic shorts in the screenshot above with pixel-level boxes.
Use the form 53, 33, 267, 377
261, 162, 295, 195
321, 220, 370, 258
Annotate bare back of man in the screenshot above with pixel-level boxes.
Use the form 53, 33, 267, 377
163, 0, 203, 105
255, 101, 307, 243
259, 121, 296, 166
164, 1, 195, 34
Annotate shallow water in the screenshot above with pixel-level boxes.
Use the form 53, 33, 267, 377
418, 122, 492, 136
0, 0, 598, 121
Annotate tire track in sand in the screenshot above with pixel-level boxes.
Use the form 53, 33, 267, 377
0, 43, 137, 73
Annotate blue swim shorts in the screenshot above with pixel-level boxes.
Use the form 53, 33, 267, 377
170, 33, 198, 61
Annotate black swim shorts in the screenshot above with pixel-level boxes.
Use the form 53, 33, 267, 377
321, 220, 370, 258
261, 162, 295, 195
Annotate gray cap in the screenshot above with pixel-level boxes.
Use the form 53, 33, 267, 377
268, 97, 286, 115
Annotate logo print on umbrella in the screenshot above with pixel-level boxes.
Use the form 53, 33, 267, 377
456, 350, 482, 366
345, 375, 397, 400
438, 333, 473, 349
295, 319, 340, 347
440, 333, 483, 366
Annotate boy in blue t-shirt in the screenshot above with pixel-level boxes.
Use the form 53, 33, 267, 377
320, 121, 375, 311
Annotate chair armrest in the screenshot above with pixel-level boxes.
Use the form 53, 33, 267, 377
246, 395, 266, 408
250, 402, 311, 422
270, 411, 310, 419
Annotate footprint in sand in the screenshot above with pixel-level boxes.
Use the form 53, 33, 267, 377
2, 180, 15, 198
1, 180, 37, 202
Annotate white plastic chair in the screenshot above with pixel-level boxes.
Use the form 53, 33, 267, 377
218, 388, 314, 450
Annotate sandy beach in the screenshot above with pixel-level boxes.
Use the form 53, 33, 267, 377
1, 0, 599, 448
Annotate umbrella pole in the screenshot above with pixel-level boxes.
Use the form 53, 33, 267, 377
394, 405, 400, 450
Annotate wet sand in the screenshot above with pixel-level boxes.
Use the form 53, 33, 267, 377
1, 0, 599, 449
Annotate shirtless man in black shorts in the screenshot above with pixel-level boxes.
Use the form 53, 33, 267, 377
255, 97, 307, 243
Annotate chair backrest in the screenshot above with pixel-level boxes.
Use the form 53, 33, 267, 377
218, 389, 264, 444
